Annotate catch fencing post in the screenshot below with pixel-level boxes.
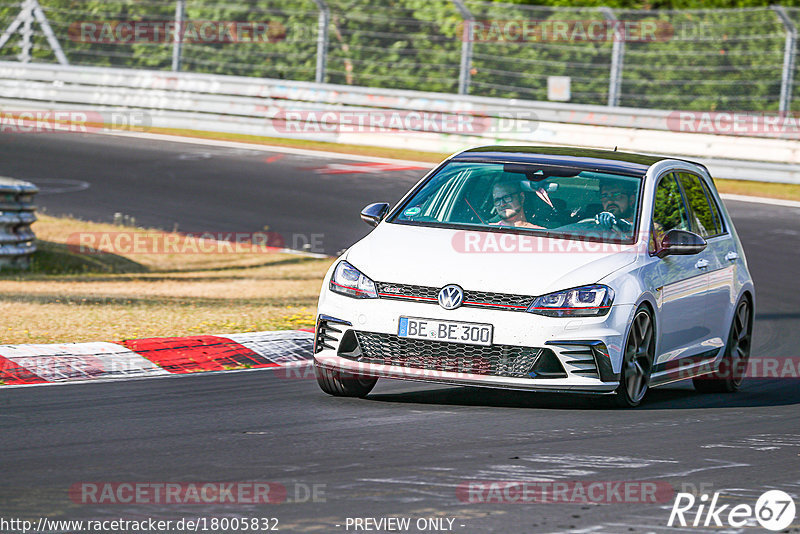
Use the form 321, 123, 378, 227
20, 0, 33, 63
0, 0, 68, 64
601, 7, 625, 107
772, 5, 797, 113
31, 0, 68, 64
451, 0, 473, 95
171, 0, 186, 72
312, 0, 329, 84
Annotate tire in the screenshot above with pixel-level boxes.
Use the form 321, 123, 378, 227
693, 298, 752, 393
315, 361, 378, 398
614, 307, 655, 408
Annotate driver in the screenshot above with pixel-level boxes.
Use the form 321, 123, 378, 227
596, 181, 636, 233
490, 178, 545, 229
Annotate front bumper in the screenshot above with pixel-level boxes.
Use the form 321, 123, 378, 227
315, 289, 634, 394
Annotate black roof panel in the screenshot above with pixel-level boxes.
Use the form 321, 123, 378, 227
452, 146, 700, 177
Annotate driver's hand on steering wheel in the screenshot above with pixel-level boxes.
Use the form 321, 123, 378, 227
596, 211, 632, 232
595, 211, 617, 229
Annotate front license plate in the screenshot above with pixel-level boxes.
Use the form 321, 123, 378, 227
398, 317, 493, 346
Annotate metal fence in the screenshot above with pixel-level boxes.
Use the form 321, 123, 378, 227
0, 176, 37, 270
0, 1, 799, 112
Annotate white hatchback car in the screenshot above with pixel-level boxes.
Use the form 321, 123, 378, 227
313, 147, 755, 407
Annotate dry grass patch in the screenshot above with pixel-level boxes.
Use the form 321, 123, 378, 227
0, 215, 333, 344
714, 178, 800, 202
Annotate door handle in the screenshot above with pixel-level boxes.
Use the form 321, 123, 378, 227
725, 251, 739, 262
695, 259, 710, 269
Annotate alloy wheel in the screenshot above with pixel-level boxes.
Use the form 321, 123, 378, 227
621, 309, 655, 405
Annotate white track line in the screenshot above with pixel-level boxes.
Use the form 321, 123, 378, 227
107, 131, 800, 209
106, 130, 439, 167
720, 193, 800, 209
105, 131, 800, 209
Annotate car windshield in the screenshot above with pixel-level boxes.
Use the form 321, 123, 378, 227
390, 161, 643, 243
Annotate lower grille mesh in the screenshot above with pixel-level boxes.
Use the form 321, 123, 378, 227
349, 331, 543, 378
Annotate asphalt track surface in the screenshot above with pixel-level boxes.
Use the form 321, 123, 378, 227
0, 133, 424, 255
1, 133, 800, 533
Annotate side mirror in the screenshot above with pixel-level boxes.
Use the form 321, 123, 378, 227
656, 229, 707, 258
360, 202, 390, 227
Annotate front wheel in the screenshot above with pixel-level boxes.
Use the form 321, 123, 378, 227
693, 298, 752, 393
614, 307, 655, 408
315, 362, 378, 398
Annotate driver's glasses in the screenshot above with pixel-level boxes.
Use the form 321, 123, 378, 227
493, 193, 517, 206
601, 191, 625, 200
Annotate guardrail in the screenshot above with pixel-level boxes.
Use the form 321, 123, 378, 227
0, 177, 37, 270
1, 61, 800, 183
0, 61, 673, 128
1, 2, 799, 113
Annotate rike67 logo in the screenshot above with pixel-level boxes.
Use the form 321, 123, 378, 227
668, 490, 796, 531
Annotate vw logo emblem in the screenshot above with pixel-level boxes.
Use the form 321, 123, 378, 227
438, 284, 463, 310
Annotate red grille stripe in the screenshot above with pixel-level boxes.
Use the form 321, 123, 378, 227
463, 301, 528, 309
378, 293, 437, 301
379, 294, 529, 309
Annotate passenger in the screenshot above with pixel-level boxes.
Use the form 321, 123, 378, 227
491, 178, 545, 229
596, 181, 636, 233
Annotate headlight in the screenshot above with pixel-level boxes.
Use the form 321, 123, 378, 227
527, 285, 614, 317
329, 261, 377, 299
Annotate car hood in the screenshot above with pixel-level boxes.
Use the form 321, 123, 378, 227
345, 223, 639, 296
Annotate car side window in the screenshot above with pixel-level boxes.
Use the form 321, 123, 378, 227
700, 179, 726, 235
677, 172, 720, 237
651, 173, 690, 253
